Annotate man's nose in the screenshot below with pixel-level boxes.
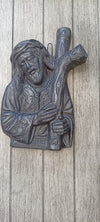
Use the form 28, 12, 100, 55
25, 61, 31, 68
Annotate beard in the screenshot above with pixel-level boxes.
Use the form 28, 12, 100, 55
26, 69, 44, 85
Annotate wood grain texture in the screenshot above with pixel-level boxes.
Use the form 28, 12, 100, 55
0, 0, 12, 221
0, 1, 100, 222
44, 1, 74, 221
73, 0, 100, 221
11, 1, 43, 222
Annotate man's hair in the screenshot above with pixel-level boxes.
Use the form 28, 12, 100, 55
10, 39, 47, 67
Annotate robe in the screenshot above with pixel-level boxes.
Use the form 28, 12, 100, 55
1, 75, 74, 150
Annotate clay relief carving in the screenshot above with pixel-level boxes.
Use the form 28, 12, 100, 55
1, 27, 87, 150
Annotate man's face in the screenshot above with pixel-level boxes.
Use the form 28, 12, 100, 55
17, 49, 44, 85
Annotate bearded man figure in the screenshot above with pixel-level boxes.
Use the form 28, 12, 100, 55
1, 28, 87, 150
1, 38, 73, 150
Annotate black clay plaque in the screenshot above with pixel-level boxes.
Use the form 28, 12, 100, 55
1, 27, 87, 150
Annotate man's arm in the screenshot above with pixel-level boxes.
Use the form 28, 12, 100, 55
62, 84, 74, 147
52, 83, 74, 147
1, 83, 36, 144
1, 83, 58, 144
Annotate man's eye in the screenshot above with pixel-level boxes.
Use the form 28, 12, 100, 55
27, 57, 32, 61
20, 61, 25, 66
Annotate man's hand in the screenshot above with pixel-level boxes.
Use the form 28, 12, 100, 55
34, 103, 58, 125
52, 118, 69, 135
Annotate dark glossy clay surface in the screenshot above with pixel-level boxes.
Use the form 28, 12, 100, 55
1, 27, 87, 150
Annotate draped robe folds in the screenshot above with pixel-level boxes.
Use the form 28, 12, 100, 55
1, 75, 74, 150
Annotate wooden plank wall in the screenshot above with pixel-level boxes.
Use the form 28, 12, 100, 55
0, 0, 99, 222
74, 1, 100, 221
44, 1, 74, 222
11, 1, 43, 222
0, 1, 12, 221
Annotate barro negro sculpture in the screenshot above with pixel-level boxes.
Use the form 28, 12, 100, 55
1, 27, 87, 150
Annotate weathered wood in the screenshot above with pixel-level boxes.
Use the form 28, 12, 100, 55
44, 1, 74, 221
73, 0, 100, 221
1, 1, 100, 222
0, 0, 12, 221
11, 1, 43, 222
